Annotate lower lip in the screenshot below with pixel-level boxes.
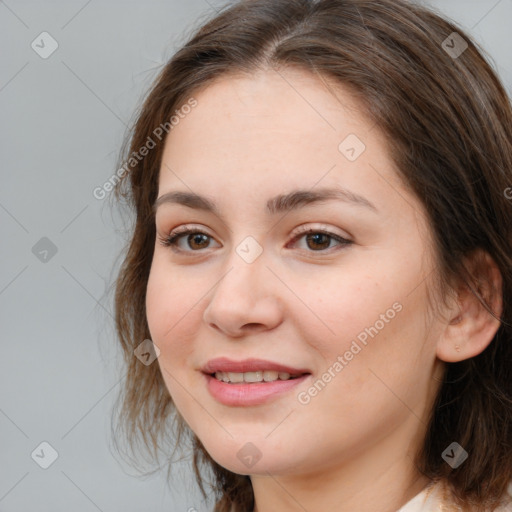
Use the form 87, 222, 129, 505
204, 373, 310, 406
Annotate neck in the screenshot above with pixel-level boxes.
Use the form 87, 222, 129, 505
250, 438, 431, 512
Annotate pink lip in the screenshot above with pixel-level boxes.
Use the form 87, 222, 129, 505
204, 373, 310, 406
201, 358, 311, 406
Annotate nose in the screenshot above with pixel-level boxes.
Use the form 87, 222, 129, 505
202, 248, 284, 338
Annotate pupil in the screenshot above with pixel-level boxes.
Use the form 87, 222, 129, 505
307, 233, 330, 250
189, 233, 208, 249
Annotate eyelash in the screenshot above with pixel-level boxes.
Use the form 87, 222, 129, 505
157, 225, 352, 254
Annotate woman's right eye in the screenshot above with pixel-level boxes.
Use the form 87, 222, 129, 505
158, 228, 218, 252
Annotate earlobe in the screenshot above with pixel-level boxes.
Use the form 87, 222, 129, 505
436, 250, 503, 363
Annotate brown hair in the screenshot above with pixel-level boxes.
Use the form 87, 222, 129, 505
110, 0, 512, 510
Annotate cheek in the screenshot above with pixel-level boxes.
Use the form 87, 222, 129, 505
146, 264, 171, 343
291, 260, 399, 356
146, 263, 202, 416
146, 254, 196, 339
295, 251, 434, 387
145, 259, 196, 367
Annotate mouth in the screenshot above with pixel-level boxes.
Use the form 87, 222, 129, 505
209, 370, 306, 384
201, 358, 312, 406
201, 357, 311, 381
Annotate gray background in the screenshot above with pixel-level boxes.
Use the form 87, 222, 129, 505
1, 1, 510, 510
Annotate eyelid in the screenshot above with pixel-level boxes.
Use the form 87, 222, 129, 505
291, 223, 352, 240
164, 222, 351, 240
158, 222, 353, 255
157, 224, 218, 252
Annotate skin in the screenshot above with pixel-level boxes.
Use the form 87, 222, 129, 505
145, 66, 502, 512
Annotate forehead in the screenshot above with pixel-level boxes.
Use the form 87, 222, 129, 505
165, 67, 372, 154
160, 68, 387, 183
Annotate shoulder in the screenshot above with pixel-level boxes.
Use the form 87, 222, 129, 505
397, 480, 512, 512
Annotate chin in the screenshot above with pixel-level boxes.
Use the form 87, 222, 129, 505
198, 436, 304, 476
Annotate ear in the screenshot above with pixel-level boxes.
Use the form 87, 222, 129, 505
436, 249, 503, 363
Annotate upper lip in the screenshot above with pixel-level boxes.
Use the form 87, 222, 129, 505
201, 357, 311, 376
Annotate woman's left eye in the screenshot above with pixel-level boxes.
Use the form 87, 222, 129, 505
157, 227, 352, 254
288, 229, 352, 252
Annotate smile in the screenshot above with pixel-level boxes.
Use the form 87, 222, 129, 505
201, 357, 312, 406
213, 370, 302, 383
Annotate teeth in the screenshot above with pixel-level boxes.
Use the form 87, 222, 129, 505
214, 371, 297, 383
228, 372, 244, 383
263, 370, 279, 381
244, 371, 263, 383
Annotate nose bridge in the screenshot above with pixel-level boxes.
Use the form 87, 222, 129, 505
215, 234, 267, 303
203, 234, 283, 335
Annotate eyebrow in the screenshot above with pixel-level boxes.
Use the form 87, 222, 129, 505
153, 187, 378, 216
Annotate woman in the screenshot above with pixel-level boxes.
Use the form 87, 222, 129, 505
111, 0, 512, 510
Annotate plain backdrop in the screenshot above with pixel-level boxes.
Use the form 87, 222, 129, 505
1, 0, 511, 510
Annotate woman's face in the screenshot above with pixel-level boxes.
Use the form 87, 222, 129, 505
146, 67, 446, 477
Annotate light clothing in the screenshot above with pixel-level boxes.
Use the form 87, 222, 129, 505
397, 480, 512, 512
233, 479, 512, 511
